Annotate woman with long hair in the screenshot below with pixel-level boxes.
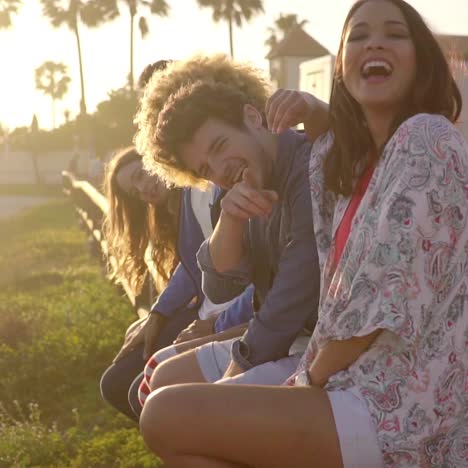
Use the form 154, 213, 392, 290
100, 147, 204, 421
138, 1, 467, 466
103, 146, 179, 295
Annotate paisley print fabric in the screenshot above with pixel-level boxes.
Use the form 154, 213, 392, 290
293, 114, 468, 467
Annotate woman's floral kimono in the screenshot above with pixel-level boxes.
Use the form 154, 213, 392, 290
293, 114, 468, 467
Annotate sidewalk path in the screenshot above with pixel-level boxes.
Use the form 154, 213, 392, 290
0, 195, 57, 221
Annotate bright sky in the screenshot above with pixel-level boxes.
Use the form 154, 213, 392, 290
1, 0, 467, 130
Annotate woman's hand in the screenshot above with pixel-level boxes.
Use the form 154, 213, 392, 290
265, 89, 329, 140
112, 312, 167, 363
307, 330, 382, 387
308, 366, 326, 388
173, 316, 217, 344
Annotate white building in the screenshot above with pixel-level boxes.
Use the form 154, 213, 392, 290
299, 55, 335, 104
267, 26, 331, 92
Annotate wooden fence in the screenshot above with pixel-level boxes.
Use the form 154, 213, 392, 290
62, 170, 158, 318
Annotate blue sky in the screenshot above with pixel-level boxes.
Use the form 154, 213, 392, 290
1, 0, 467, 130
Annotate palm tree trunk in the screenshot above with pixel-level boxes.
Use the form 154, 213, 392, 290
51, 74, 56, 128
73, 21, 87, 115
30, 115, 41, 184
52, 97, 56, 129
228, 16, 234, 58
31, 152, 41, 184
129, 11, 134, 90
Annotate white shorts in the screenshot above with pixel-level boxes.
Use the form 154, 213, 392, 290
195, 337, 307, 385
327, 387, 384, 468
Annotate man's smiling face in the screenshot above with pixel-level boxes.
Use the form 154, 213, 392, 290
179, 105, 271, 190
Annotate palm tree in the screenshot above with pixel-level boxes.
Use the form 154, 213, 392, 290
0, 0, 22, 29
30, 114, 41, 184
116, 0, 169, 90
265, 13, 308, 52
40, 0, 118, 115
197, 0, 263, 58
35, 61, 71, 128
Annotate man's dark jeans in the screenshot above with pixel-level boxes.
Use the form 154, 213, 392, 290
100, 307, 199, 422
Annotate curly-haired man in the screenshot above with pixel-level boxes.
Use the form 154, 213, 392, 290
135, 58, 329, 391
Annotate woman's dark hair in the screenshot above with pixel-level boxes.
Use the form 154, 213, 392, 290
325, 0, 462, 196
102, 147, 180, 295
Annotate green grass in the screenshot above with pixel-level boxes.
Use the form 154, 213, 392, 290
0, 200, 161, 467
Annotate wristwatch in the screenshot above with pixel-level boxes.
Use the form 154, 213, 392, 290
294, 369, 313, 387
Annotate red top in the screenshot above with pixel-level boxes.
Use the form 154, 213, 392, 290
333, 166, 374, 268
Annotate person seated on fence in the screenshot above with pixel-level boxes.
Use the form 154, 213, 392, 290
99, 147, 255, 421
134, 51, 331, 406
137, 83, 331, 406
136, 1, 467, 467
101, 55, 284, 422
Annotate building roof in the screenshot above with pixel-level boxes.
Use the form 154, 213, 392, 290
266, 26, 330, 60
438, 34, 468, 61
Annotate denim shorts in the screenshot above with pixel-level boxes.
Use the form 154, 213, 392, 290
195, 338, 302, 385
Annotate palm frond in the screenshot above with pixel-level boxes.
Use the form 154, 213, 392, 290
80, 0, 119, 26
148, 0, 169, 16
196, 0, 263, 24
0, 0, 22, 29
138, 15, 148, 38
35, 60, 71, 100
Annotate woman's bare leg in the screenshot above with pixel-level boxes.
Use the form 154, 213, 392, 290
149, 331, 244, 390
149, 349, 205, 390
140, 383, 343, 468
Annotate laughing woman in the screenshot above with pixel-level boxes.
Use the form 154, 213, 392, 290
138, 1, 467, 467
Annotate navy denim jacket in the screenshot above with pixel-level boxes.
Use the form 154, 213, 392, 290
151, 188, 253, 332
197, 130, 320, 370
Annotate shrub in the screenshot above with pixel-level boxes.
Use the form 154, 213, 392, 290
0, 197, 160, 465
0, 402, 70, 467
72, 428, 160, 468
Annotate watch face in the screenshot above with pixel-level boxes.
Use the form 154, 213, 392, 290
294, 370, 311, 387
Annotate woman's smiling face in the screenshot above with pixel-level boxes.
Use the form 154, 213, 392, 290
342, 0, 417, 117
116, 159, 168, 205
